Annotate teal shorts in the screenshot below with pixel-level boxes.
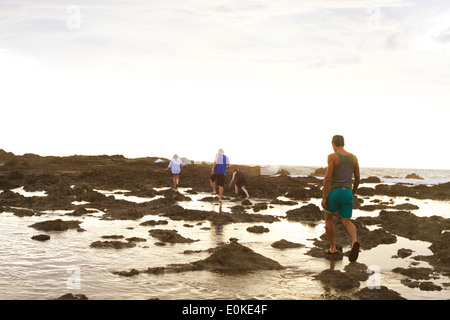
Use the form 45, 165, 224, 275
324, 187, 354, 219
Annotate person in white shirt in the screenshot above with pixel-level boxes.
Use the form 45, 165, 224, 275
165, 154, 186, 189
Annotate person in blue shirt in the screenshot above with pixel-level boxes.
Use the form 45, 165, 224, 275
210, 148, 230, 203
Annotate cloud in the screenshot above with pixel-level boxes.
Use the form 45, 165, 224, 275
306, 55, 361, 69
434, 27, 450, 43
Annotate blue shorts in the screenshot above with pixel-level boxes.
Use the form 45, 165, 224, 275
324, 187, 354, 219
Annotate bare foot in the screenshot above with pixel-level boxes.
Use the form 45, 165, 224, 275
325, 248, 338, 254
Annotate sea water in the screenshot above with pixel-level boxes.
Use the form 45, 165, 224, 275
276, 165, 450, 185
0, 167, 449, 300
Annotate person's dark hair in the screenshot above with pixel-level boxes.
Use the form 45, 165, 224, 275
332, 135, 345, 147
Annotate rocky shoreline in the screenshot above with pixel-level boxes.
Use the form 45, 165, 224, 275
0, 150, 449, 300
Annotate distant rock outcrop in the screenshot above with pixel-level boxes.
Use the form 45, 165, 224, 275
311, 167, 327, 177
276, 169, 291, 176
0, 149, 15, 162
405, 173, 424, 180
360, 176, 381, 183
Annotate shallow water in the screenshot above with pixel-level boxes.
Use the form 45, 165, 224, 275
0, 187, 449, 300
282, 166, 450, 185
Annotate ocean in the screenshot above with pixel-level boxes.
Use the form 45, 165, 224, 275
268, 165, 450, 185
0, 165, 449, 300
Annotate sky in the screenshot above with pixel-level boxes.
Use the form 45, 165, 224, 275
0, 0, 449, 169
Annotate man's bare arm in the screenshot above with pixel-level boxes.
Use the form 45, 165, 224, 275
321, 154, 335, 208
352, 155, 360, 195
229, 171, 236, 187
212, 153, 218, 174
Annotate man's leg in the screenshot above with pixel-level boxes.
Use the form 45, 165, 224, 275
172, 175, 177, 188
339, 189, 357, 246
341, 218, 357, 246
218, 186, 223, 203
241, 186, 250, 199
210, 179, 216, 194
324, 212, 337, 253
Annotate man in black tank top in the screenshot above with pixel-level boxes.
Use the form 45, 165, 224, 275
229, 169, 250, 199
321, 135, 361, 262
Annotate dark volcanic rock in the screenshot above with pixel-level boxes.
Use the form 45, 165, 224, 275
199, 196, 219, 202
101, 235, 124, 239
0, 207, 35, 217
355, 187, 375, 196
252, 203, 268, 212
113, 269, 140, 277
314, 269, 360, 290
357, 210, 450, 243
246, 225, 270, 233
344, 262, 370, 282
405, 173, 424, 180
90, 240, 136, 249
231, 205, 247, 213
286, 203, 322, 222
270, 198, 297, 206
360, 176, 381, 184
314, 219, 397, 251
102, 209, 144, 220
311, 167, 327, 177
357, 202, 419, 211
271, 239, 304, 249
276, 169, 290, 176
401, 279, 442, 291
114, 241, 285, 276
66, 207, 91, 216
29, 219, 81, 232
306, 247, 344, 261
126, 237, 146, 242
158, 188, 191, 201
427, 231, 450, 272
139, 219, 169, 226
31, 234, 50, 241
0, 151, 447, 208
145, 267, 165, 275
353, 286, 406, 300
189, 241, 285, 273
392, 248, 413, 259
392, 267, 437, 280
55, 293, 89, 300
148, 229, 198, 243
371, 182, 450, 201
161, 205, 279, 225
